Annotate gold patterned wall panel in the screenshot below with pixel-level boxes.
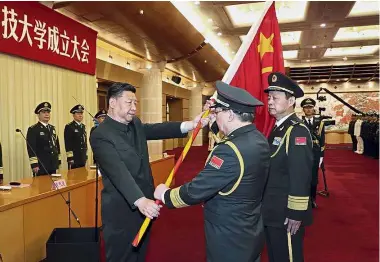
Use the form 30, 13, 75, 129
0, 53, 97, 181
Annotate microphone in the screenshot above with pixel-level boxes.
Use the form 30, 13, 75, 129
16, 128, 81, 227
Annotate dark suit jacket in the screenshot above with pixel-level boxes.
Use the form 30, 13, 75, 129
90, 116, 187, 261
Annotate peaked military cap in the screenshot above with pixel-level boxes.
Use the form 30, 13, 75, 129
35, 102, 51, 114
70, 104, 84, 114
300, 98, 316, 108
264, 72, 304, 98
94, 109, 107, 119
212, 81, 264, 113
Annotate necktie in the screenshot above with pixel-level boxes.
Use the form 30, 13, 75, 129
308, 119, 312, 126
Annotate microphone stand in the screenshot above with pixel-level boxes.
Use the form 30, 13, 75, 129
68, 163, 72, 228
16, 128, 81, 227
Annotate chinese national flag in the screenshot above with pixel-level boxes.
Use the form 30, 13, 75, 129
222, 2, 284, 137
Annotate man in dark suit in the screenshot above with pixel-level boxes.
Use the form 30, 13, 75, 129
262, 72, 313, 262
64, 105, 87, 169
301, 98, 325, 208
155, 81, 270, 262
90, 82, 206, 262
26, 102, 61, 176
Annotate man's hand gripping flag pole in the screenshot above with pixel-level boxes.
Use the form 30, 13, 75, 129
132, 109, 211, 247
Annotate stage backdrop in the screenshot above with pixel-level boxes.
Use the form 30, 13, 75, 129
0, 2, 97, 181
296, 92, 379, 130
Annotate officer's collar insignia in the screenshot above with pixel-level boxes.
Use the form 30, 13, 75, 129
272, 75, 277, 82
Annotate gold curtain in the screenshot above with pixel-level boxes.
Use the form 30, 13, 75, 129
0, 53, 97, 181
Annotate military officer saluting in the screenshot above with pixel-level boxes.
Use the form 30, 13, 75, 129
64, 105, 87, 169
301, 98, 325, 208
155, 81, 271, 262
262, 72, 313, 262
26, 102, 61, 176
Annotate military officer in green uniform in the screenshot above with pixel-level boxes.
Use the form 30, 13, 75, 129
64, 105, 87, 169
90, 82, 204, 262
155, 81, 271, 262
26, 102, 61, 176
90, 109, 107, 164
263, 72, 313, 262
301, 98, 325, 208
90, 109, 107, 135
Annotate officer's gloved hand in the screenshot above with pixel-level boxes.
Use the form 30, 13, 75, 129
319, 157, 323, 168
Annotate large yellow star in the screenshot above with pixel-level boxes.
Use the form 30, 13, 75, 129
257, 33, 274, 59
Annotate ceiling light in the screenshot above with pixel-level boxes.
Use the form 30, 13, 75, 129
348, 1, 379, 17
217, 32, 222, 36
194, 1, 200, 5
280, 31, 302, 45
320, 23, 326, 27
204, 60, 207, 63
317, 80, 320, 82
324, 45, 379, 57
343, 57, 347, 61
334, 25, 380, 41
357, 78, 361, 81
337, 79, 340, 82
172, 2, 233, 63
225, 2, 308, 27
139, 9, 144, 15
283, 50, 298, 59
312, 45, 317, 49
306, 59, 310, 62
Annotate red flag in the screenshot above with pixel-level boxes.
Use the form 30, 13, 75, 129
222, 2, 284, 137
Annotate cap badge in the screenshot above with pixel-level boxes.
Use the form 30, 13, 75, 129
272, 74, 277, 83
44, 102, 48, 107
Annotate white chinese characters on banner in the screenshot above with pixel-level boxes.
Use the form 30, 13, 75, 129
1, 5, 90, 63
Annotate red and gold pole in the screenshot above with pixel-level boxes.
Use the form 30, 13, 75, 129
132, 109, 210, 247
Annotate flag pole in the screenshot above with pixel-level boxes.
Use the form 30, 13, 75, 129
222, 1, 274, 84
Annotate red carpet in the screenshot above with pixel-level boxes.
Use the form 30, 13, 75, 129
146, 146, 379, 262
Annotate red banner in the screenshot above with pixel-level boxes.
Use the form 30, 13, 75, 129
0, 2, 97, 75
223, 2, 284, 137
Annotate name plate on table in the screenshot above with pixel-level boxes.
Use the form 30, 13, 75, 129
52, 179, 67, 190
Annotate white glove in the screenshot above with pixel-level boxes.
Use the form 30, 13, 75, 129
319, 157, 324, 168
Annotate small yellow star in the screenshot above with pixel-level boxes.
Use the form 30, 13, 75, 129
257, 33, 274, 59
